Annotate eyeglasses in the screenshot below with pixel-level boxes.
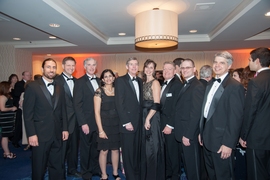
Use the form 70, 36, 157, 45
180, 67, 193, 70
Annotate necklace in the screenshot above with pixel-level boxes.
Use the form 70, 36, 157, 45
103, 87, 114, 95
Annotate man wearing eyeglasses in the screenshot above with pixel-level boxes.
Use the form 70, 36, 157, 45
174, 59, 205, 180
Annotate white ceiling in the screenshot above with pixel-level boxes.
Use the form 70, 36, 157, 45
0, 0, 269, 55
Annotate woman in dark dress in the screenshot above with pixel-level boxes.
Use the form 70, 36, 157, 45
141, 59, 165, 180
94, 69, 121, 180
0, 81, 17, 159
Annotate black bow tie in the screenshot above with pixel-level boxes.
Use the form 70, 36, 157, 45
162, 81, 168, 86
62, 73, 73, 81
214, 78, 221, 83
183, 80, 188, 85
89, 76, 96, 80
132, 77, 137, 81
47, 82, 55, 87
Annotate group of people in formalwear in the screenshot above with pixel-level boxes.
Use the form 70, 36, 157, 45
10, 46, 268, 180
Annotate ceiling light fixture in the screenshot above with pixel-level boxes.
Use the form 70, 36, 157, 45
49, 23, 60, 27
135, 8, 178, 49
265, 11, 270, 16
13, 38, 21, 40
49, 36, 56, 39
189, 30, 197, 33
118, 33, 126, 36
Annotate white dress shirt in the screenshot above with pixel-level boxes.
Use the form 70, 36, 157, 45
204, 73, 228, 118
62, 72, 74, 96
42, 77, 54, 95
128, 73, 140, 102
87, 74, 99, 91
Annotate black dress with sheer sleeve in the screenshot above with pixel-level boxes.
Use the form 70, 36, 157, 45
95, 88, 120, 151
141, 79, 165, 180
0, 98, 16, 137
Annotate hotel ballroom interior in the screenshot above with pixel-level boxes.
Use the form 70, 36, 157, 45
0, 0, 270, 180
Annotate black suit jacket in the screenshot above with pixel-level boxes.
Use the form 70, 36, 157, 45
54, 74, 77, 134
160, 77, 183, 129
115, 74, 143, 133
175, 77, 205, 142
13, 80, 25, 107
199, 79, 208, 88
23, 78, 68, 142
241, 69, 270, 150
199, 74, 245, 152
73, 74, 100, 131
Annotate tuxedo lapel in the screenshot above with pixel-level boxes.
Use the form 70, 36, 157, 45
85, 75, 95, 94
161, 78, 174, 106
206, 75, 229, 121
53, 85, 60, 110
39, 79, 53, 108
60, 74, 73, 99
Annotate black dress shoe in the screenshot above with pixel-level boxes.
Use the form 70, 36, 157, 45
12, 143, 21, 148
67, 172, 82, 178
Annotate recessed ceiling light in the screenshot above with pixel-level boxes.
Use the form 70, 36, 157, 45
13, 38, 21, 40
49, 23, 60, 27
265, 11, 270, 16
49, 36, 56, 39
189, 30, 197, 33
47, 54, 51, 56
118, 33, 126, 36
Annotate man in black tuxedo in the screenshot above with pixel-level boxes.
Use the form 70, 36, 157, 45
173, 57, 184, 82
23, 58, 68, 179
12, 71, 31, 148
160, 61, 183, 180
239, 47, 270, 180
174, 59, 205, 180
55, 57, 81, 178
199, 65, 213, 87
199, 51, 245, 179
73, 57, 100, 180
115, 57, 143, 180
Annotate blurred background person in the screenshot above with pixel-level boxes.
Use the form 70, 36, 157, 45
173, 57, 185, 82
199, 65, 213, 87
141, 59, 165, 180
12, 71, 32, 148
8, 74, 19, 98
0, 81, 17, 159
94, 69, 120, 180
232, 68, 244, 83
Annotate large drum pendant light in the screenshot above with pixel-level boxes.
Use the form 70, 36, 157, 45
135, 8, 178, 49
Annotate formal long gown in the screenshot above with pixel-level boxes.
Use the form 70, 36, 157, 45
95, 88, 120, 151
141, 79, 165, 180
0, 98, 16, 137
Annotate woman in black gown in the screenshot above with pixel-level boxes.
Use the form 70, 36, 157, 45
0, 81, 17, 159
94, 69, 121, 180
141, 59, 165, 180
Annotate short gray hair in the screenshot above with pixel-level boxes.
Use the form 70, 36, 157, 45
126, 57, 138, 65
83, 57, 97, 66
214, 51, 233, 65
200, 65, 213, 79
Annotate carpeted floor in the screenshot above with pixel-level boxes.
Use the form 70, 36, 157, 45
0, 141, 126, 180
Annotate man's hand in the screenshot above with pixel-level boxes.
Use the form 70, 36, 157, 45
162, 126, 172, 135
82, 124, 90, 135
182, 136, 190, 146
62, 131, 69, 141
239, 138, 247, 148
198, 134, 203, 146
29, 135, 39, 146
125, 123, 134, 131
217, 145, 232, 159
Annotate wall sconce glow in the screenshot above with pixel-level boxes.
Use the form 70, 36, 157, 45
49, 36, 56, 39
118, 33, 126, 36
49, 23, 60, 27
13, 38, 21, 40
189, 30, 197, 33
47, 54, 51, 56
265, 11, 270, 16
135, 9, 178, 48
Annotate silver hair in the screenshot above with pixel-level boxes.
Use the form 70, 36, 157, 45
200, 65, 213, 79
214, 51, 233, 65
126, 57, 138, 65
83, 57, 97, 66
